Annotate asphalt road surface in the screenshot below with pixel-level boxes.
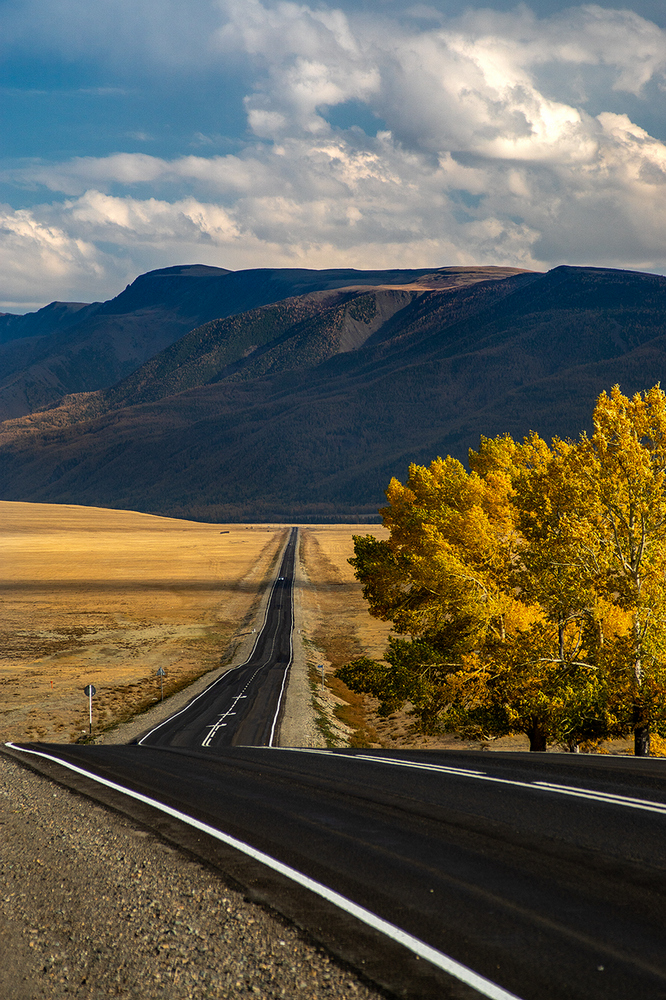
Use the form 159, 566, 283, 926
5, 526, 666, 1000
136, 526, 297, 749
5, 743, 666, 1000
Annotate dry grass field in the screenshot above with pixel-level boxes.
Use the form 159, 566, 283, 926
298, 525, 401, 746
0, 502, 284, 743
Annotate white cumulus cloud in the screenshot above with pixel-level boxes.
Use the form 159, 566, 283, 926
0, 205, 114, 309
3, 1, 666, 307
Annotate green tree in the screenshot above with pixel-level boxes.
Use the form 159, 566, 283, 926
574, 385, 666, 755
339, 385, 666, 754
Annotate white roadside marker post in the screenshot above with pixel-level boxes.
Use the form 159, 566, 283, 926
83, 684, 96, 736
156, 666, 165, 701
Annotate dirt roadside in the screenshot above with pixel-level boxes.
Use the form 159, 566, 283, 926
0, 753, 388, 1000
0, 525, 388, 1000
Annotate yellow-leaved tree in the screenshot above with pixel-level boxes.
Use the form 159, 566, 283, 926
338, 385, 666, 755
572, 385, 666, 755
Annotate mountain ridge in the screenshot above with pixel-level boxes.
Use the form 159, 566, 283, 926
0, 263, 527, 420
1, 263, 664, 522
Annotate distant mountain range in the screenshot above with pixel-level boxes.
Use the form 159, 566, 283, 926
1, 262, 665, 522
0, 263, 504, 420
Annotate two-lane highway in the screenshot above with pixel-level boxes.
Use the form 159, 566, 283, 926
137, 526, 297, 748
5, 743, 666, 1000
4, 523, 666, 1000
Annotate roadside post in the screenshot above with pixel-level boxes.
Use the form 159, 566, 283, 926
157, 666, 165, 701
318, 663, 325, 690
83, 684, 96, 735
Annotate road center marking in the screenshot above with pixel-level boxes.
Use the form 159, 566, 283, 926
272, 748, 666, 816
136, 531, 295, 748
6, 743, 523, 1000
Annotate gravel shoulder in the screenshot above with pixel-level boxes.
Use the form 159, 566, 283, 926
0, 754, 388, 1000
0, 531, 387, 999
278, 530, 326, 749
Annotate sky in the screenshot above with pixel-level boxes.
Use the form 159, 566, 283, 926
1, 0, 666, 310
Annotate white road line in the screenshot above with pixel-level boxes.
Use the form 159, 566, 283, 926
277, 747, 483, 777
202, 528, 297, 748
346, 752, 484, 777
269, 530, 296, 748
533, 781, 666, 816
137, 532, 290, 747
271, 748, 666, 816
203, 529, 296, 749
201, 666, 268, 747
5, 742, 524, 1000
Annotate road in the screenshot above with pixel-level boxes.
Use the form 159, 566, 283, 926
5, 743, 666, 1000
4, 524, 666, 1000
136, 526, 297, 749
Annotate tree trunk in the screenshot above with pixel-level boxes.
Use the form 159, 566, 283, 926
527, 719, 547, 752
634, 725, 651, 756
633, 700, 651, 756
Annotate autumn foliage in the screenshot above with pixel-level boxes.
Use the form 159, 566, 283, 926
338, 385, 666, 754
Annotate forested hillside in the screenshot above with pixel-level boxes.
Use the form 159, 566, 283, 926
1, 264, 666, 522
1, 262, 488, 420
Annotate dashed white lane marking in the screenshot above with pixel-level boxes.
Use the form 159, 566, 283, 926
203, 533, 296, 748
5, 743, 524, 1000
138, 530, 297, 749
203, 529, 296, 748
201, 672, 266, 747
136, 538, 289, 746
272, 748, 666, 816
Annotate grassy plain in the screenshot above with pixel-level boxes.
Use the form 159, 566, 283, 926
298, 525, 406, 747
0, 502, 284, 743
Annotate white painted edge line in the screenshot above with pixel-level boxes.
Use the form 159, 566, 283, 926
275, 747, 483, 777
532, 781, 666, 816
268, 529, 296, 747
137, 530, 291, 746
5, 741, 524, 1000
201, 528, 296, 747
271, 748, 666, 816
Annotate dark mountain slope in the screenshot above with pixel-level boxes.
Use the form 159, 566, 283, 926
2, 265, 664, 522
101, 287, 415, 407
0, 262, 519, 421
0, 301, 98, 346
0, 270, 531, 435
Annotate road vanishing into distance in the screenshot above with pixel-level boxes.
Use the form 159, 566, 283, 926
5, 526, 666, 1000
137, 526, 297, 749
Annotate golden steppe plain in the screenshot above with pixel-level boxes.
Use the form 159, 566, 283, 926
3, 507, 631, 752
0, 501, 285, 743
